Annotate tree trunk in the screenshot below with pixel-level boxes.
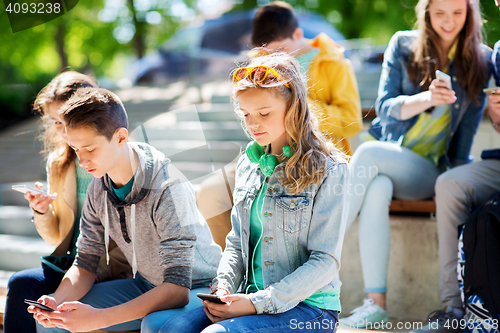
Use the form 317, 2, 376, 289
56, 21, 68, 70
127, 0, 145, 59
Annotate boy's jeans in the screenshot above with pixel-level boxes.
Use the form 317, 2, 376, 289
35, 273, 209, 333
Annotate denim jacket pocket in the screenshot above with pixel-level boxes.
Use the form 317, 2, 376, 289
276, 196, 311, 233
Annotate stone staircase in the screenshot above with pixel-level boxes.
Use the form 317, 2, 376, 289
129, 103, 248, 184
0, 183, 56, 325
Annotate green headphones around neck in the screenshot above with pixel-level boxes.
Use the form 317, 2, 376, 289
246, 141, 293, 177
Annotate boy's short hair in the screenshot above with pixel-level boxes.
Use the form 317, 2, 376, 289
251, 1, 298, 47
60, 88, 128, 141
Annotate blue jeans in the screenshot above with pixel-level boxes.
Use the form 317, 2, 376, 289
5, 267, 65, 333
435, 159, 500, 308
35, 273, 209, 333
140, 287, 210, 333
159, 302, 339, 333
347, 141, 440, 293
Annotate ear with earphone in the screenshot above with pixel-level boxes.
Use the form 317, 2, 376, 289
246, 141, 292, 177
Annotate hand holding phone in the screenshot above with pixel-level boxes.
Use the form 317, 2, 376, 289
435, 70, 452, 90
197, 293, 226, 304
13, 184, 57, 215
12, 185, 57, 199
25, 299, 55, 312
484, 88, 499, 95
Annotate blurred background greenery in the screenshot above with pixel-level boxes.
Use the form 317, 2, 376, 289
1, 0, 499, 128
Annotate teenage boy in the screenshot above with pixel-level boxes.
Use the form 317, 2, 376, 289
30, 88, 222, 333
196, 0, 362, 250
411, 9, 500, 333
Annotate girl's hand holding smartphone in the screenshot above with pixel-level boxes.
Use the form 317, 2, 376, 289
12, 182, 57, 214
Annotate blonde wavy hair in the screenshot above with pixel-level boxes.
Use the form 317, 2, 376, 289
33, 71, 97, 183
409, 0, 487, 102
232, 51, 341, 194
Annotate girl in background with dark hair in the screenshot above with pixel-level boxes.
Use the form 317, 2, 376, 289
4, 71, 130, 333
340, 0, 492, 328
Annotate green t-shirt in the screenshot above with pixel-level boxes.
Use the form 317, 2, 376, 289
246, 181, 268, 293
111, 176, 135, 202
246, 180, 341, 311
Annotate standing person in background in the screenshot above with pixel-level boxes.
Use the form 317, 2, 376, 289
4, 71, 131, 333
411, 2, 500, 332
340, 0, 492, 328
197, 0, 361, 250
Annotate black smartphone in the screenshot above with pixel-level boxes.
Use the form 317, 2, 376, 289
196, 293, 225, 304
24, 299, 55, 312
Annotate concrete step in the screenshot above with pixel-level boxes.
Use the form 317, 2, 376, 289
0, 270, 15, 292
138, 121, 248, 142
174, 109, 239, 123
170, 161, 237, 184
127, 103, 235, 127
197, 103, 233, 112
211, 95, 231, 104
0, 206, 39, 238
151, 140, 246, 164
0, 235, 54, 272
0, 182, 48, 207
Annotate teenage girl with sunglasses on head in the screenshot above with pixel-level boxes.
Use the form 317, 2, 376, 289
340, 0, 492, 328
158, 52, 349, 333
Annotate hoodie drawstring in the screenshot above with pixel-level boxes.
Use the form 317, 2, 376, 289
104, 194, 137, 278
104, 191, 110, 265
130, 204, 137, 278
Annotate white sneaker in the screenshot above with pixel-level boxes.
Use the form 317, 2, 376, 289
339, 298, 389, 329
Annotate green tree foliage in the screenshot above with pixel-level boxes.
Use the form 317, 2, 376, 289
233, 0, 500, 46
0, 0, 194, 122
0, 0, 499, 125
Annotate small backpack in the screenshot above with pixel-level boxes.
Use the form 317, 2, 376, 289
458, 191, 500, 333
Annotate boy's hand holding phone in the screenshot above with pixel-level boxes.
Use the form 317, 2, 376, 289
27, 295, 59, 328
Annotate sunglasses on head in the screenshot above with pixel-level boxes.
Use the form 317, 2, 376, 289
232, 66, 291, 89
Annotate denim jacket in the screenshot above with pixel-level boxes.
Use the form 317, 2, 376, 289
369, 30, 493, 168
212, 152, 349, 314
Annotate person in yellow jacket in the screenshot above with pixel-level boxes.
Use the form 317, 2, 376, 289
252, 3, 362, 154
305, 33, 362, 155
196, 1, 361, 250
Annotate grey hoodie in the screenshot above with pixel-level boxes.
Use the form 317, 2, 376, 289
75, 142, 222, 288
